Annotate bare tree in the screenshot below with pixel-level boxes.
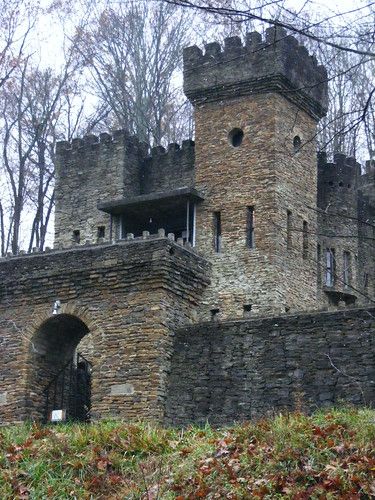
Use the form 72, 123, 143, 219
159, 0, 375, 161
75, 0, 192, 145
0, 52, 85, 255
0, 0, 35, 89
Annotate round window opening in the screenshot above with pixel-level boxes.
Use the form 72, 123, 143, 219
228, 128, 244, 147
293, 135, 302, 152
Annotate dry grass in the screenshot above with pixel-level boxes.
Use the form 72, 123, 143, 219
0, 407, 374, 499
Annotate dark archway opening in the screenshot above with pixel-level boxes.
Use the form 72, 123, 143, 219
28, 314, 92, 423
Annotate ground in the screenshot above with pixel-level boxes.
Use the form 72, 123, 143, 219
0, 407, 374, 499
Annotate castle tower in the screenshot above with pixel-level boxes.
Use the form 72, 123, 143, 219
317, 152, 362, 307
184, 27, 328, 317
54, 132, 147, 248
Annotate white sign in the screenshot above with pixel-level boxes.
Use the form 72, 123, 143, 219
50, 409, 66, 422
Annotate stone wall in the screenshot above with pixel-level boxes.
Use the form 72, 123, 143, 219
54, 134, 195, 249
165, 308, 375, 426
358, 160, 375, 305
0, 238, 209, 424
317, 153, 362, 307
54, 132, 146, 248
193, 90, 319, 320
141, 141, 195, 194
183, 27, 328, 119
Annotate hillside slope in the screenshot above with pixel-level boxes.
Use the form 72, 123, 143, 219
0, 408, 374, 499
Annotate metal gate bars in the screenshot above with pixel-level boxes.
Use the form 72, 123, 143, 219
43, 353, 92, 423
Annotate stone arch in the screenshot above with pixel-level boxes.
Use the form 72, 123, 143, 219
25, 308, 97, 422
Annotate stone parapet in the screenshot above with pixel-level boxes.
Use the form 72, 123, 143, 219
0, 237, 209, 304
318, 152, 361, 192
0, 238, 210, 424
55, 129, 149, 159
184, 27, 328, 119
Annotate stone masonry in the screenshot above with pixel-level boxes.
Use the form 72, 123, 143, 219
0, 238, 209, 423
166, 308, 375, 426
0, 27, 375, 425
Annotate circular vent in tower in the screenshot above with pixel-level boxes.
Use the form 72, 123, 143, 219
293, 135, 302, 152
228, 128, 244, 147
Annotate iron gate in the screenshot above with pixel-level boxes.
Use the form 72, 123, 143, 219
43, 353, 92, 423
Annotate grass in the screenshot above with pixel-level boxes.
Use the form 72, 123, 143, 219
0, 407, 374, 499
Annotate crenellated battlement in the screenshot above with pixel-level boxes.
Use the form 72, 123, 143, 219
56, 129, 149, 159
54, 131, 196, 248
141, 140, 195, 195
56, 130, 195, 166
318, 152, 361, 189
147, 139, 195, 159
184, 26, 328, 119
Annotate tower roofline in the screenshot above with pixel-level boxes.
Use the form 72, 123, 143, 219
183, 26, 328, 120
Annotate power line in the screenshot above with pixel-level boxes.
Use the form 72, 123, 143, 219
305, 203, 375, 229
161, 0, 375, 58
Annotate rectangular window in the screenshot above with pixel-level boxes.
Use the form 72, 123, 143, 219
325, 248, 335, 287
213, 211, 222, 253
72, 230, 80, 244
97, 226, 105, 239
343, 251, 351, 288
364, 272, 369, 289
317, 244, 321, 287
287, 210, 292, 251
302, 221, 308, 259
247, 206, 255, 248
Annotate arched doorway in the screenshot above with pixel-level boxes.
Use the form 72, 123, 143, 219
28, 314, 92, 423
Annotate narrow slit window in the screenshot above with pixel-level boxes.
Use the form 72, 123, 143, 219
72, 230, 80, 244
302, 221, 308, 259
364, 272, 369, 290
325, 248, 335, 287
343, 251, 351, 288
287, 210, 292, 251
213, 211, 222, 253
97, 226, 105, 239
317, 244, 321, 287
247, 206, 255, 248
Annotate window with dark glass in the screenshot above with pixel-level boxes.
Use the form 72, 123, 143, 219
287, 210, 292, 251
247, 206, 255, 249
325, 248, 335, 287
317, 244, 322, 287
302, 221, 308, 259
97, 226, 105, 239
343, 251, 351, 288
72, 230, 80, 244
213, 211, 222, 253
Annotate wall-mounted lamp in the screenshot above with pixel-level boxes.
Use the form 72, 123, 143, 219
52, 300, 61, 315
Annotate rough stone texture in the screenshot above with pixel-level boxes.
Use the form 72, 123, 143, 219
2, 30, 375, 426
183, 27, 328, 119
141, 141, 195, 194
193, 87, 319, 319
55, 132, 147, 248
0, 238, 209, 424
55, 135, 195, 248
165, 308, 375, 426
317, 153, 375, 309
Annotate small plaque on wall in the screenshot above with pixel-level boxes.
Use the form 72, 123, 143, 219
50, 409, 66, 422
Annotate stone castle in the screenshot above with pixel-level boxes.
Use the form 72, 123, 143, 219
1, 27, 374, 425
